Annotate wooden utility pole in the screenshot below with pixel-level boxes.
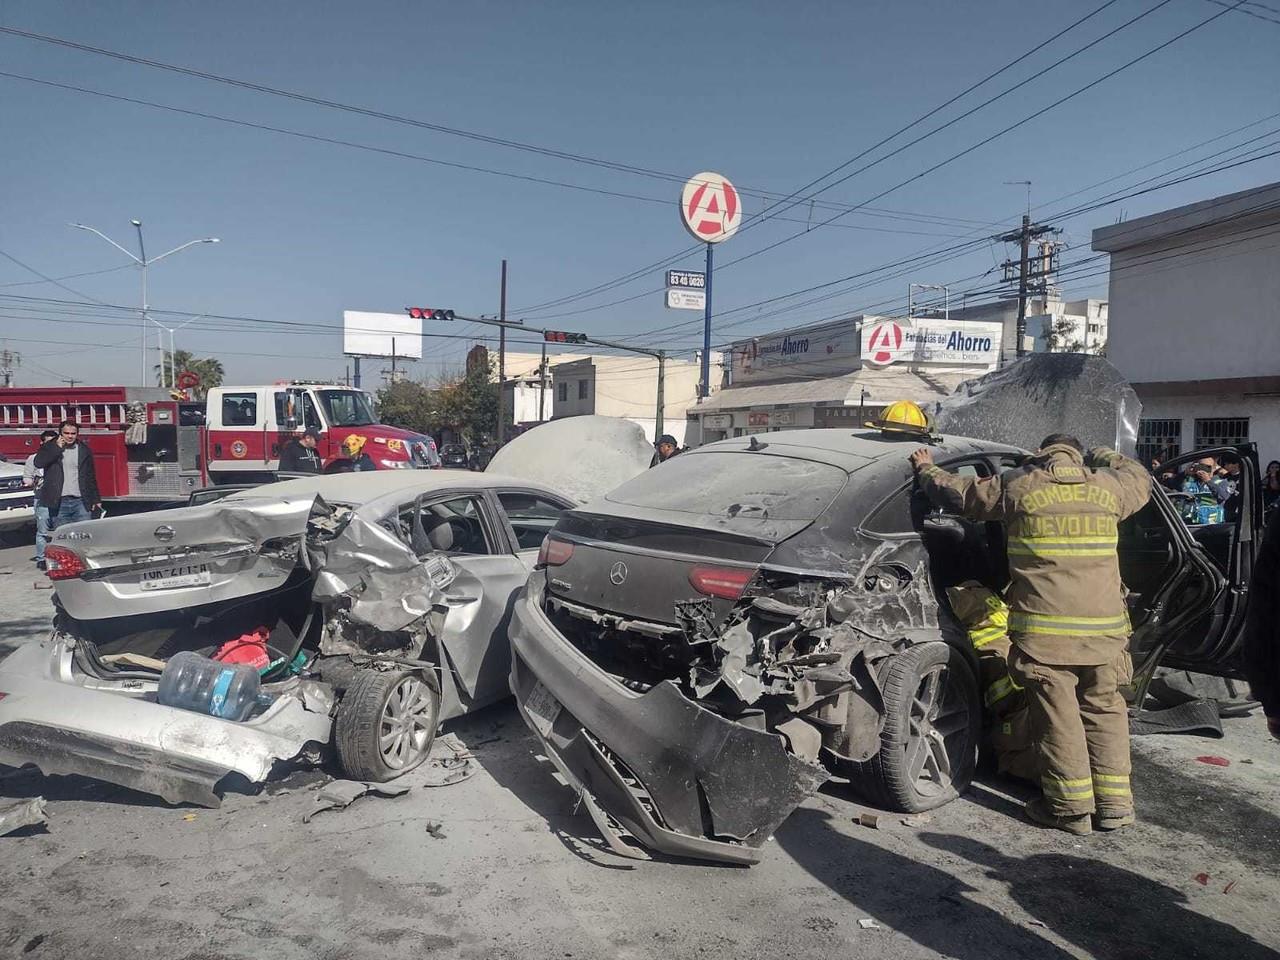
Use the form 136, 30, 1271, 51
498, 260, 507, 445
1000, 216, 1058, 359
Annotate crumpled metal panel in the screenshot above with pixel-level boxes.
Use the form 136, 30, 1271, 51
309, 510, 443, 633
929, 353, 1142, 456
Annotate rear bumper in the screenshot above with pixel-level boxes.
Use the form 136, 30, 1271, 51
509, 575, 828, 865
0, 638, 333, 806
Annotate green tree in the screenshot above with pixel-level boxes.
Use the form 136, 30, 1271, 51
375, 379, 439, 435
155, 349, 225, 399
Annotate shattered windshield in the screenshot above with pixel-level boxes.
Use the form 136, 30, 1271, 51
317, 389, 377, 427
605, 451, 848, 537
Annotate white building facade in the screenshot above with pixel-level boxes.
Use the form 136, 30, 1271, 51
549, 354, 711, 445
1091, 181, 1280, 466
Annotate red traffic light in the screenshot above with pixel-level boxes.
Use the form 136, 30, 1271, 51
406, 307, 456, 322
544, 330, 588, 344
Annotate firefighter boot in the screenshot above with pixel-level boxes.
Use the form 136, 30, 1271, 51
1093, 810, 1137, 831
1025, 798, 1093, 836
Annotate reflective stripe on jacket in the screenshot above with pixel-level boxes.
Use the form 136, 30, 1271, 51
919, 444, 1151, 666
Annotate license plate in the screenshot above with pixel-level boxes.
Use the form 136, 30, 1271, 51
141, 563, 211, 591
524, 681, 562, 737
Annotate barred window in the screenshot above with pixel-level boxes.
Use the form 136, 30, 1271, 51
1137, 418, 1181, 465
1194, 417, 1249, 450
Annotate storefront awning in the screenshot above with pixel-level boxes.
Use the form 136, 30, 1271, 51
697, 366, 976, 413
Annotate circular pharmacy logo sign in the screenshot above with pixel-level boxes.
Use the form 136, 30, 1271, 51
681, 171, 742, 243
865, 320, 904, 366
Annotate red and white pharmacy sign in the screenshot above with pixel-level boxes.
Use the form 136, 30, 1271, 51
680, 171, 741, 243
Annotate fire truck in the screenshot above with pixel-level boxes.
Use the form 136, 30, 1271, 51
0, 383, 440, 504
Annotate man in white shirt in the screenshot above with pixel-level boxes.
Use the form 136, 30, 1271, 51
22, 430, 57, 570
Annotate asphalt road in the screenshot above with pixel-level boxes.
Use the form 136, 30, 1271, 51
0, 542, 1277, 960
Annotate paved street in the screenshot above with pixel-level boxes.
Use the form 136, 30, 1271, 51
0, 543, 1276, 960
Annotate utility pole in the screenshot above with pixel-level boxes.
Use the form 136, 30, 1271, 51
999, 216, 1059, 359
0, 348, 19, 388
539, 339, 548, 422
61, 378, 80, 388
498, 260, 508, 444
700, 243, 713, 398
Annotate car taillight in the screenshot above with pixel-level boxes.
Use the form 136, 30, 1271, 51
45, 545, 86, 581
537, 536, 574, 567
689, 565, 754, 600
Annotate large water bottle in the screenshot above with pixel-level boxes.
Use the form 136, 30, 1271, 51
157, 651, 267, 722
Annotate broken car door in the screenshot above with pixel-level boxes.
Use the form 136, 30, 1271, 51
493, 489, 575, 572
397, 493, 528, 709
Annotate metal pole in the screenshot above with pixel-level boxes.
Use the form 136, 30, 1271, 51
944, 285, 950, 323
655, 351, 666, 439
907, 283, 913, 320
135, 221, 148, 388
499, 259, 508, 443
170, 329, 177, 389
353, 356, 362, 389
155, 325, 166, 387
539, 339, 547, 422
1015, 214, 1030, 358
700, 244, 713, 398
391, 336, 397, 382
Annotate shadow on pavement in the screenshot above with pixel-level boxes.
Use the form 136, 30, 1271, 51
921, 832, 1280, 960
0, 615, 50, 660
776, 806, 1077, 960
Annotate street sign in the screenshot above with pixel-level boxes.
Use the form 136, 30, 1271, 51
666, 288, 706, 311
681, 172, 742, 243
666, 269, 706, 289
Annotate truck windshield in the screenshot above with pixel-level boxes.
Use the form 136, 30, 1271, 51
317, 390, 377, 426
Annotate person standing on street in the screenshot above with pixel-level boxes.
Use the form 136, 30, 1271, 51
911, 435, 1151, 835
278, 428, 323, 474
22, 429, 58, 570
651, 434, 681, 467
34, 420, 102, 531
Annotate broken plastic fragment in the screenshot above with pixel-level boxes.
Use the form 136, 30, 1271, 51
302, 779, 412, 823
858, 918, 881, 930
0, 797, 48, 836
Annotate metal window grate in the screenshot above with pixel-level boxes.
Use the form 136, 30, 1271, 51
1194, 417, 1249, 450
1137, 418, 1181, 465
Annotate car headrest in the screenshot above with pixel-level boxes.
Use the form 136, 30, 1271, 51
426, 517, 454, 552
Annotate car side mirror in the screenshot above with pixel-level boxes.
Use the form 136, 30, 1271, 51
922, 513, 966, 542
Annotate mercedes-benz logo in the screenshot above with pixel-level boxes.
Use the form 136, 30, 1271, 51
609, 561, 629, 585
153, 524, 175, 542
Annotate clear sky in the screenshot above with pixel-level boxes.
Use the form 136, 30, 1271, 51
1, 0, 1277, 388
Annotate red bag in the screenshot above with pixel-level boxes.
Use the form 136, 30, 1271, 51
213, 627, 271, 671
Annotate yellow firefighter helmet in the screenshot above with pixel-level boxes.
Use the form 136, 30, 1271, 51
342, 434, 367, 456
866, 399, 932, 437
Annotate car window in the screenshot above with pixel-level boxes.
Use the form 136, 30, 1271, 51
390, 495, 494, 557
864, 462, 987, 535
498, 491, 570, 550
222, 393, 257, 426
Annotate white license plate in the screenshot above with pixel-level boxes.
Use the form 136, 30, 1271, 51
524, 681, 562, 737
141, 563, 211, 591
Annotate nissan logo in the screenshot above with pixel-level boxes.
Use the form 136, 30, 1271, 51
609, 561, 629, 585
154, 524, 175, 543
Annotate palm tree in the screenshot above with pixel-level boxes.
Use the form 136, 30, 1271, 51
156, 349, 225, 399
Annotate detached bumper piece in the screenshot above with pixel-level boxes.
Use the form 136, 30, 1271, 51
510, 587, 828, 865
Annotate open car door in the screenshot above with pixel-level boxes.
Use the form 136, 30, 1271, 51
1121, 443, 1262, 692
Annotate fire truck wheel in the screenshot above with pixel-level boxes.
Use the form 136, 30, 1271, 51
334, 668, 440, 782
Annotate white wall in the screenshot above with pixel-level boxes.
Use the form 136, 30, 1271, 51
1139, 394, 1280, 465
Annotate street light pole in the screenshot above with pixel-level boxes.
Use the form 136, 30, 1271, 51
70, 220, 220, 387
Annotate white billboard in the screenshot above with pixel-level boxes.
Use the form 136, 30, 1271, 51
342, 311, 423, 360
861, 317, 1002, 368
729, 318, 861, 385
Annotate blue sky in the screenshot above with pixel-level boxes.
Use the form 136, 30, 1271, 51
1, 0, 1278, 388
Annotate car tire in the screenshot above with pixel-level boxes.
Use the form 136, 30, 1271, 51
845, 641, 981, 813
334, 668, 440, 782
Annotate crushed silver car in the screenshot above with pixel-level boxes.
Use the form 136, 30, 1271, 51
0, 462, 645, 807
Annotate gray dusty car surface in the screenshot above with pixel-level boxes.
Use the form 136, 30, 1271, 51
0, 469, 589, 807
510, 427, 1267, 864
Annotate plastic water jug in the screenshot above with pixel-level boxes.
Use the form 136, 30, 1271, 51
157, 651, 268, 721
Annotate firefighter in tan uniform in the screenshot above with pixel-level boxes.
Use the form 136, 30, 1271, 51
911, 434, 1151, 835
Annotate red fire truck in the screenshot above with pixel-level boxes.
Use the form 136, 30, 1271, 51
0, 383, 440, 504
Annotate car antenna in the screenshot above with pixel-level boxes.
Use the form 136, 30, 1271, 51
747, 436, 769, 451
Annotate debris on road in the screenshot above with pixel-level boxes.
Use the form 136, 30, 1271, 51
855, 812, 882, 829
1224, 880, 1238, 894
1195, 872, 1211, 885
857, 918, 881, 930
900, 813, 934, 828
421, 733, 478, 788
303, 779, 412, 823
0, 796, 47, 836
1195, 755, 1231, 767
425, 820, 446, 840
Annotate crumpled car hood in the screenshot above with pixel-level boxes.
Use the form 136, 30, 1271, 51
929, 353, 1142, 456
486, 415, 654, 504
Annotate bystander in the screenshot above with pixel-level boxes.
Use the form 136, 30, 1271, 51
22, 429, 58, 570
33, 420, 102, 532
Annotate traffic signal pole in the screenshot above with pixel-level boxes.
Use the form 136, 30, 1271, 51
408, 306, 667, 444
498, 260, 508, 444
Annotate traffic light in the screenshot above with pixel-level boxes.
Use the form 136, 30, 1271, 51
544, 330, 588, 344
406, 307, 456, 322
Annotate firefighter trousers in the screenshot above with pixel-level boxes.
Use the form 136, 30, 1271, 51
1007, 646, 1133, 818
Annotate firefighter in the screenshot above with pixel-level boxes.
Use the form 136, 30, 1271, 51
910, 434, 1151, 835
279, 428, 322, 474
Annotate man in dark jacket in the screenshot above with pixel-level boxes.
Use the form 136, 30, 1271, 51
1244, 507, 1280, 741
278, 428, 323, 474
33, 420, 101, 529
